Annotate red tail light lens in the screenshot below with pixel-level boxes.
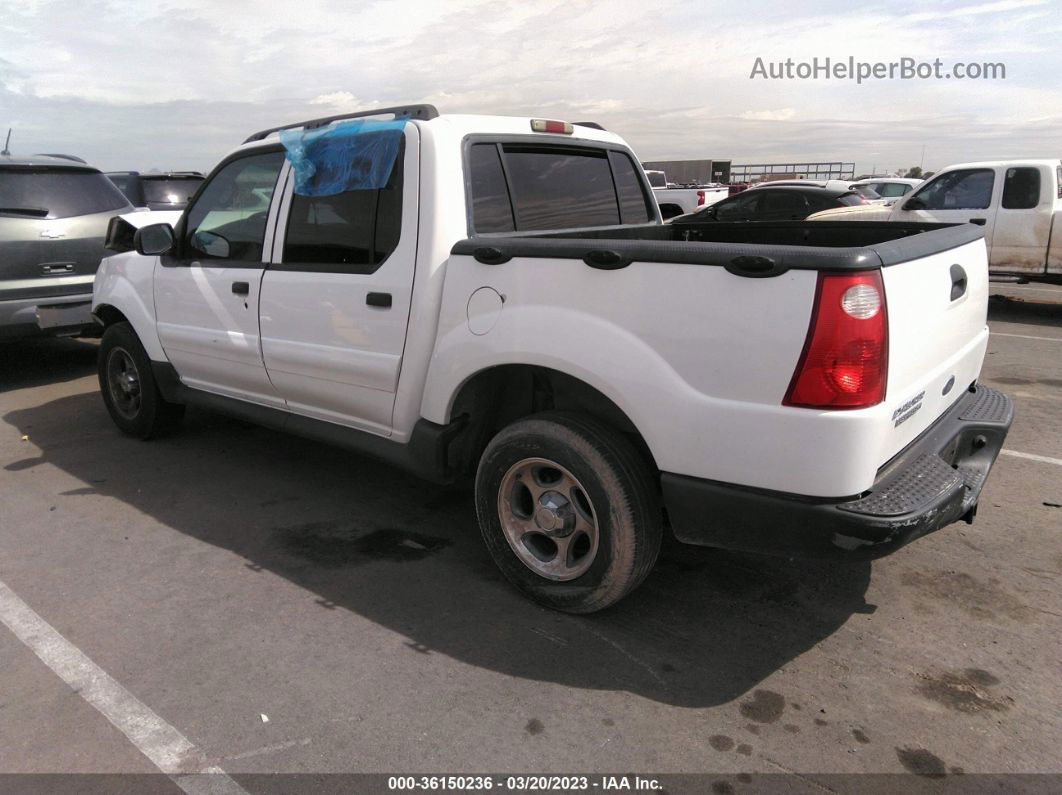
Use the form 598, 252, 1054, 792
783, 271, 888, 409
697, 190, 706, 206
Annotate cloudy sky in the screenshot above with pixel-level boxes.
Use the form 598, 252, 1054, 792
2, 0, 1060, 175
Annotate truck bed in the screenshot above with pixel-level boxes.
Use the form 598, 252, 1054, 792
451, 221, 985, 273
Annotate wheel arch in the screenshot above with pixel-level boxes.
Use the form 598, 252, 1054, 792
442, 364, 659, 479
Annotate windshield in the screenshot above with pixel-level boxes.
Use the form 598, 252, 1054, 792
142, 177, 203, 206
0, 168, 131, 219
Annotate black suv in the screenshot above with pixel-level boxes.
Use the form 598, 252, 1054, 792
106, 171, 204, 211
1, 154, 134, 339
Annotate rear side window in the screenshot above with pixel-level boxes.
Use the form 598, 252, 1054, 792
283, 140, 405, 271
469, 144, 514, 233
0, 168, 130, 219
468, 142, 654, 233
1001, 167, 1041, 209
912, 168, 994, 210
609, 151, 655, 224
760, 191, 808, 214
837, 193, 864, 206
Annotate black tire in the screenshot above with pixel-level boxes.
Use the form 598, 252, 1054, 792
475, 411, 662, 613
98, 322, 184, 439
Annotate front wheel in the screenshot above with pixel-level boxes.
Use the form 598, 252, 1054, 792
98, 322, 184, 439
475, 412, 662, 613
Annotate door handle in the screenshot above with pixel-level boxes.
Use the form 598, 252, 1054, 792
969, 218, 987, 226
366, 292, 392, 308
231, 281, 250, 296
950, 264, 968, 301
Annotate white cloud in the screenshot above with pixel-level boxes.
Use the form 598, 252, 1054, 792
740, 108, 796, 121
0, 0, 1058, 175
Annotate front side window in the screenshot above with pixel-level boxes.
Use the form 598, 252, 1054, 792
911, 168, 994, 211
467, 142, 654, 233
0, 168, 130, 219
184, 151, 284, 262
714, 191, 761, 219
1001, 167, 1041, 210
282, 140, 404, 271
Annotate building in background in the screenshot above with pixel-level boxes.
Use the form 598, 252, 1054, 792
729, 161, 856, 183
640, 159, 732, 185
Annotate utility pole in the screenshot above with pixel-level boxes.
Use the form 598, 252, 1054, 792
920, 144, 926, 170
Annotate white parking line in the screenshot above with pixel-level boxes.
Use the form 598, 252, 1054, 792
0, 579, 247, 795
1001, 449, 1062, 467
992, 332, 1062, 343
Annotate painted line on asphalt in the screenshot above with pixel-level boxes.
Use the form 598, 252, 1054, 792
1001, 449, 1062, 467
0, 578, 247, 795
992, 332, 1062, 343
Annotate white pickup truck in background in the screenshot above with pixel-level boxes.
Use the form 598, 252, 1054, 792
809, 159, 1062, 283
644, 169, 729, 219
92, 107, 1012, 612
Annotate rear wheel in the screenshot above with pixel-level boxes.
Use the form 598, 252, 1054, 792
475, 412, 662, 613
98, 322, 184, 439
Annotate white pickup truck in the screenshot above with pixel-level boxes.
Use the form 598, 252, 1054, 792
644, 169, 729, 220
810, 160, 1062, 283
93, 107, 1012, 612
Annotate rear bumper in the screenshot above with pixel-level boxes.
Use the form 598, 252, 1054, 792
0, 293, 95, 339
662, 384, 1013, 560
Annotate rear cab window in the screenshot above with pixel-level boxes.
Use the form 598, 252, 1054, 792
0, 167, 130, 219
467, 140, 655, 234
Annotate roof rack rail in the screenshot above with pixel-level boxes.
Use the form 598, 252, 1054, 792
34, 153, 88, 164
572, 121, 606, 130
243, 104, 439, 144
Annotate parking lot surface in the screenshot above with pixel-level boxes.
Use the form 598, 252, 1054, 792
1, 284, 1060, 789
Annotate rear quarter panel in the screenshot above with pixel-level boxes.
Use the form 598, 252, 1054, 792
423, 253, 912, 497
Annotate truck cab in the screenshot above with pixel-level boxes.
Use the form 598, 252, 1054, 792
810, 159, 1062, 282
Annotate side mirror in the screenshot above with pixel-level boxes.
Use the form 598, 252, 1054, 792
903, 197, 926, 211
133, 223, 176, 256
192, 230, 230, 258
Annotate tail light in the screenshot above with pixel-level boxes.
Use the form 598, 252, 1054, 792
697, 190, 706, 206
783, 271, 888, 410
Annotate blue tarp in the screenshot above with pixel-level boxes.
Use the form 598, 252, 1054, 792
279, 117, 406, 197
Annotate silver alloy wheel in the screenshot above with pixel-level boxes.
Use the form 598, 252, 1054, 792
497, 457, 600, 581
106, 346, 142, 420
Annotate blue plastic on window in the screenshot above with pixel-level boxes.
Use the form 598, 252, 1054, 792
279, 117, 407, 197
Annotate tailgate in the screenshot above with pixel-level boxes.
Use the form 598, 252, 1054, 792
878, 237, 989, 463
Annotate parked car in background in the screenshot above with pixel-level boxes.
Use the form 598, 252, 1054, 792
749, 179, 887, 205
645, 169, 729, 219
808, 160, 1062, 283
850, 177, 922, 201
106, 171, 204, 211
1, 154, 133, 339
93, 107, 1011, 612
667, 184, 864, 224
